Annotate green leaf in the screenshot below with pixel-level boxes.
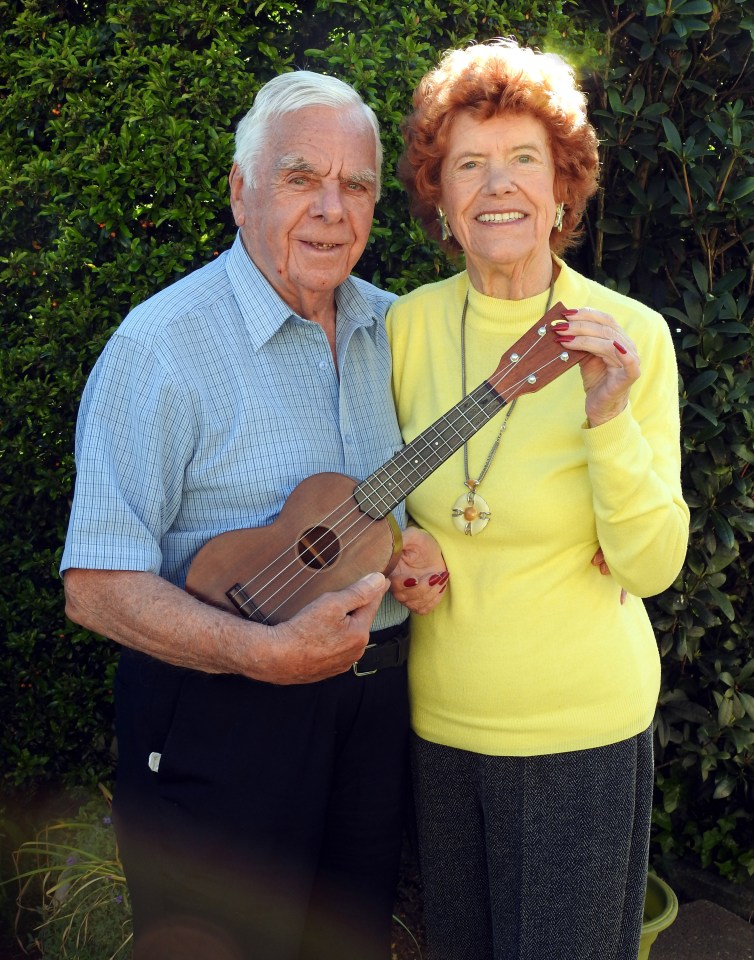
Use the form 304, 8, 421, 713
738, 692, 754, 722
675, 0, 712, 12
662, 117, 683, 155
686, 370, 717, 395
707, 586, 735, 621
726, 177, 754, 202
691, 259, 709, 294
712, 775, 737, 800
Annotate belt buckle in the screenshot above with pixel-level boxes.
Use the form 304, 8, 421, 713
352, 643, 378, 677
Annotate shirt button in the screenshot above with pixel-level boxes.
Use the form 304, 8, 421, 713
344, 434, 353, 445
318, 360, 328, 370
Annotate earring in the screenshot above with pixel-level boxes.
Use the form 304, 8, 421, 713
437, 208, 453, 241
554, 202, 565, 232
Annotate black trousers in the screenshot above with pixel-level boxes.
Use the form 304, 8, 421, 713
113, 641, 409, 960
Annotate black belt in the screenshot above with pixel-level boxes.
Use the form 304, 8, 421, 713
352, 621, 410, 677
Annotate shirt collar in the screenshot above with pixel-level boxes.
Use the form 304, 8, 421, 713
226, 232, 377, 352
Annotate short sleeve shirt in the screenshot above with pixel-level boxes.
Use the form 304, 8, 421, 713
61, 233, 406, 630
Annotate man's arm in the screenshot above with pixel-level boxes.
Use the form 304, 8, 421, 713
63, 568, 388, 685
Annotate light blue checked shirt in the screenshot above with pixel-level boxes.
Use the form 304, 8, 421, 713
61, 233, 407, 630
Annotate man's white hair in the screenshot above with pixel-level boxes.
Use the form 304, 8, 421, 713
234, 71, 382, 199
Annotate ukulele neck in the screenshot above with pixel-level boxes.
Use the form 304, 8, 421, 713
353, 380, 507, 520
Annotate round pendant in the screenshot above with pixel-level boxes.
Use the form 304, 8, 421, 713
451, 490, 491, 536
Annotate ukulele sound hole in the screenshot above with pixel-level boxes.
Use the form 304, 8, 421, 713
297, 526, 340, 569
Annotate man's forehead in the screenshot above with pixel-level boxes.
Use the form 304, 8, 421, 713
264, 107, 375, 164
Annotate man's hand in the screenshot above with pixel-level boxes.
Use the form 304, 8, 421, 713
388, 526, 448, 615
262, 572, 390, 684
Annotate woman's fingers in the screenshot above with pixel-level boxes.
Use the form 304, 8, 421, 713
553, 307, 640, 425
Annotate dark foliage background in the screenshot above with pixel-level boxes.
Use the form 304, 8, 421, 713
1, 0, 753, 904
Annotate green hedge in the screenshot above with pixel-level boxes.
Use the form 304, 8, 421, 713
2, 0, 753, 881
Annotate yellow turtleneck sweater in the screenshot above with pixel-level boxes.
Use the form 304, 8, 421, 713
386, 262, 689, 756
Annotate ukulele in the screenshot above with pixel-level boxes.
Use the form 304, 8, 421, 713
185, 302, 584, 624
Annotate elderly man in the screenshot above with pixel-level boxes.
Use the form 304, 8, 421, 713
61, 71, 443, 960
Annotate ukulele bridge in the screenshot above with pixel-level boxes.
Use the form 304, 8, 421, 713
226, 583, 265, 622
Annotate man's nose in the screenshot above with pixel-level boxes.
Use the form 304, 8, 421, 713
312, 181, 345, 220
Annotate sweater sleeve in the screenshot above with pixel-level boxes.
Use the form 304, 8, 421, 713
583, 315, 689, 597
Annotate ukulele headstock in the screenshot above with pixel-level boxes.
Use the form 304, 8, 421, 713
488, 301, 587, 401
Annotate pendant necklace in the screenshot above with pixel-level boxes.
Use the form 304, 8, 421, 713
451, 278, 555, 536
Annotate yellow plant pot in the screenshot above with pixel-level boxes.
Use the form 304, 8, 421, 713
639, 873, 678, 960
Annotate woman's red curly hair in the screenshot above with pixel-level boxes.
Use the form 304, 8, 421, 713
399, 39, 600, 256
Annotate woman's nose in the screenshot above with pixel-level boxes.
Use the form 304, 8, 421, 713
484, 164, 517, 194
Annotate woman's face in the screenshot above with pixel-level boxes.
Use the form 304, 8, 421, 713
439, 110, 558, 291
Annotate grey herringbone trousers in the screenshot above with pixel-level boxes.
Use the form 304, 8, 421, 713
411, 727, 653, 960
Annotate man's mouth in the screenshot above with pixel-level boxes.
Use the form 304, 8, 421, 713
476, 212, 525, 223
305, 241, 340, 249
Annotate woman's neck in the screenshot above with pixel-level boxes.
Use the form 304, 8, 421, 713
466, 249, 556, 301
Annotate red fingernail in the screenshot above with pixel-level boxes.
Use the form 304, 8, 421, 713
439, 583, 448, 594
613, 340, 627, 355
556, 335, 575, 343
437, 572, 450, 585
428, 574, 442, 586
562, 309, 579, 316
551, 321, 570, 331
403, 578, 418, 587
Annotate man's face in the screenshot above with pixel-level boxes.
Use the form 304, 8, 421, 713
230, 106, 378, 315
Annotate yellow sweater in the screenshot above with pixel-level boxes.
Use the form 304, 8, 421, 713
387, 264, 689, 756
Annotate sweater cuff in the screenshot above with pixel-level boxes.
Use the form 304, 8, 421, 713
581, 403, 634, 453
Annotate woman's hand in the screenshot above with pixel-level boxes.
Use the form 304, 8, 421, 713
591, 547, 627, 605
388, 526, 448, 615
554, 308, 640, 427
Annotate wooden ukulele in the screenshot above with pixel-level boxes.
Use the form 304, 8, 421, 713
185, 302, 584, 624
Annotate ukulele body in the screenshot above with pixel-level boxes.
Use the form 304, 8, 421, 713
185, 472, 402, 625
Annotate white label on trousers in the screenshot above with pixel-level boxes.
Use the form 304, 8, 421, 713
148, 751, 161, 773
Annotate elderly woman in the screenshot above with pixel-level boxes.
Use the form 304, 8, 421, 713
387, 40, 689, 960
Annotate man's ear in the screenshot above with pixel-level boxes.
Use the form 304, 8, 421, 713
229, 163, 246, 227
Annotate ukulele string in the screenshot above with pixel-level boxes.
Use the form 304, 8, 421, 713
237, 343, 564, 621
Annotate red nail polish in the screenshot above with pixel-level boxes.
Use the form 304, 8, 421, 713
439, 583, 448, 594
403, 578, 418, 587
551, 321, 570, 331
437, 571, 450, 585
613, 340, 627, 355
561, 309, 579, 316
556, 335, 575, 343
428, 574, 442, 586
